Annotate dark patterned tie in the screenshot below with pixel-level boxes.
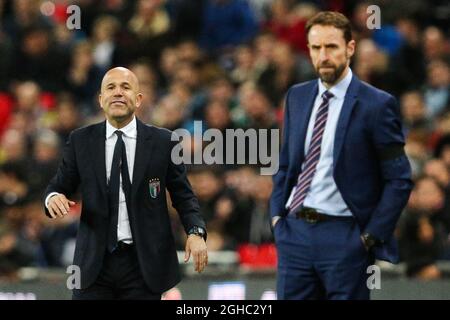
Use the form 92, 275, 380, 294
107, 130, 132, 252
289, 91, 334, 214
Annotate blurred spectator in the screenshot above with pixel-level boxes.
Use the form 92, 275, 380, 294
12, 24, 69, 92
424, 159, 450, 190
253, 32, 274, 69
27, 129, 60, 199
51, 93, 81, 144
170, 81, 195, 112
187, 75, 237, 124
51, 6, 81, 52
246, 175, 273, 244
0, 129, 28, 164
14, 81, 42, 113
423, 159, 450, 237
176, 40, 224, 86
435, 134, 450, 171
239, 84, 278, 130
434, 137, 450, 253
152, 94, 186, 131
223, 166, 272, 244
353, 38, 390, 93
199, 0, 258, 54
91, 15, 120, 71
39, 202, 79, 267
127, 0, 172, 62
263, 0, 317, 55
247, 0, 273, 23
0, 161, 29, 209
0, 28, 13, 91
398, 176, 446, 279
423, 59, 450, 119
423, 26, 449, 62
400, 91, 433, 136
159, 46, 180, 86
257, 41, 313, 107
177, 39, 204, 65
428, 111, 450, 152
230, 44, 258, 85
390, 17, 426, 96
0, 202, 40, 278
128, 0, 170, 39
173, 62, 203, 94
405, 134, 429, 178
66, 40, 103, 115
208, 77, 237, 108
130, 60, 159, 124
100, 0, 135, 25
11, 81, 48, 134
352, 1, 404, 56
195, 166, 273, 249
167, 0, 205, 41
2, 0, 53, 40
189, 168, 230, 250
204, 100, 234, 131
203, 99, 239, 169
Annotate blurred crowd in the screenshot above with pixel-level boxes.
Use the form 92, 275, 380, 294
0, 0, 449, 281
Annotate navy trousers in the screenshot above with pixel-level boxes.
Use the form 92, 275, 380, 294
274, 216, 375, 300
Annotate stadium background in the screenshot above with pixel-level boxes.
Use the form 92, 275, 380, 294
0, 0, 449, 299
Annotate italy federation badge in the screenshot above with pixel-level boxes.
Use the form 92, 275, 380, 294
149, 178, 161, 199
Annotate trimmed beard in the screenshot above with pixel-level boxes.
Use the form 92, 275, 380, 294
317, 63, 346, 86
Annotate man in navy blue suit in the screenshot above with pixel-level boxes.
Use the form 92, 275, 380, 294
270, 11, 413, 300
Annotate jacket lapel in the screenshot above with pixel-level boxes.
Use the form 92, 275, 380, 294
132, 119, 153, 197
89, 121, 107, 197
333, 75, 360, 165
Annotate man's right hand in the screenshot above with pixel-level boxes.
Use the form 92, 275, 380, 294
47, 194, 76, 219
272, 216, 281, 228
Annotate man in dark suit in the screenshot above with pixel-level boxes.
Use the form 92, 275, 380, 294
270, 12, 413, 300
44, 67, 208, 299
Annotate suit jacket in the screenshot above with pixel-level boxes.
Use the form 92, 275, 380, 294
44, 118, 206, 292
270, 75, 413, 263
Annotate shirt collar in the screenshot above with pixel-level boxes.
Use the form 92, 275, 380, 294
106, 116, 137, 139
318, 68, 353, 100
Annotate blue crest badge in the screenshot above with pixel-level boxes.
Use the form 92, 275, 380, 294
149, 178, 161, 199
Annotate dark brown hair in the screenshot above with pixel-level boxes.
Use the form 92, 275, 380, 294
306, 11, 353, 43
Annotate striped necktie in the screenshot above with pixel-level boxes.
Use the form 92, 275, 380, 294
289, 90, 334, 214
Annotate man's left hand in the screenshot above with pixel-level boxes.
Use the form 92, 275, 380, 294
361, 235, 369, 252
184, 235, 208, 273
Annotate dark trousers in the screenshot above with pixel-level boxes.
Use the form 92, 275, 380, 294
72, 243, 161, 300
274, 216, 375, 300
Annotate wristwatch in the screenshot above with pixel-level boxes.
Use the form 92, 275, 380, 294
188, 226, 207, 241
361, 233, 381, 250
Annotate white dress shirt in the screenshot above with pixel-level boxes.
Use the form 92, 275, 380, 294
46, 117, 137, 243
286, 69, 353, 217
105, 117, 136, 243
